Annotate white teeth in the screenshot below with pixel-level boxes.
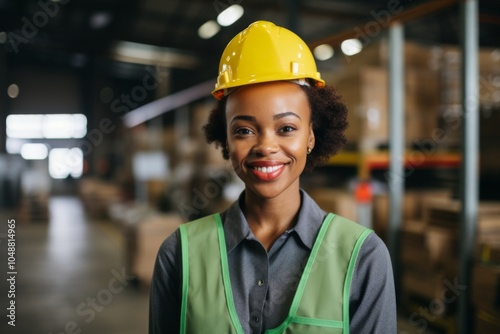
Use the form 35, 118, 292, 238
254, 165, 283, 173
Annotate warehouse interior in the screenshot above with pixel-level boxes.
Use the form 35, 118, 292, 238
0, 0, 499, 333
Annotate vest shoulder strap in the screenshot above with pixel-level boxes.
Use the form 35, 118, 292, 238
179, 214, 243, 334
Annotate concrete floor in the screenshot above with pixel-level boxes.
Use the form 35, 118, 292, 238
0, 196, 149, 334
0, 195, 443, 334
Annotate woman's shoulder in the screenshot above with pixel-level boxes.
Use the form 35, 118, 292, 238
356, 231, 393, 272
157, 227, 182, 259
159, 213, 222, 252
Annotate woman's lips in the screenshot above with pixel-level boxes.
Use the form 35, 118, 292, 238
248, 163, 286, 181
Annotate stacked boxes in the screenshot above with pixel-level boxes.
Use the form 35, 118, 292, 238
325, 41, 500, 152
326, 41, 441, 151
398, 195, 500, 332
78, 178, 122, 219
132, 214, 183, 286
306, 188, 357, 222
372, 190, 450, 240
109, 202, 183, 287
332, 66, 388, 151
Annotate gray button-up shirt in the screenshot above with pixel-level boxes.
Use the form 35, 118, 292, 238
149, 190, 396, 333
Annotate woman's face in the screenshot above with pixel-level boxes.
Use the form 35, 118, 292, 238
225, 81, 314, 200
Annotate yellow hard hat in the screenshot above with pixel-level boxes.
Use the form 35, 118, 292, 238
212, 20, 325, 100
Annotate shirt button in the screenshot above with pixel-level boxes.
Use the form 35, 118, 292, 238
258, 279, 264, 286
253, 316, 260, 323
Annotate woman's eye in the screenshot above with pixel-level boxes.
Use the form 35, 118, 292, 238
235, 128, 253, 135
279, 125, 296, 133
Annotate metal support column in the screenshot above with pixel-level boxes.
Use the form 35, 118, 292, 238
0, 42, 7, 153
458, 0, 479, 333
388, 22, 405, 284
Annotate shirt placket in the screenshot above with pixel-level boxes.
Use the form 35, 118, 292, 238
247, 239, 269, 334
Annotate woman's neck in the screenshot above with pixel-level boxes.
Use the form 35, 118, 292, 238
243, 185, 302, 251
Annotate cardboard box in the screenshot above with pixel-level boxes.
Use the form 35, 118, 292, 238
400, 220, 458, 276
402, 267, 447, 303
425, 226, 459, 273
422, 198, 500, 268
424, 197, 500, 232
132, 214, 183, 286
307, 188, 357, 222
400, 220, 428, 268
472, 263, 500, 319
147, 179, 167, 207
78, 178, 122, 218
332, 66, 388, 149
373, 189, 450, 236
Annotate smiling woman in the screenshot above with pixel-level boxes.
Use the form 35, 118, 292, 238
149, 20, 396, 334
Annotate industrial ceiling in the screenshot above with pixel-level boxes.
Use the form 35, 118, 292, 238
0, 0, 499, 94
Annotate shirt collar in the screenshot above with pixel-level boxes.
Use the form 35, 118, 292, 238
220, 189, 327, 252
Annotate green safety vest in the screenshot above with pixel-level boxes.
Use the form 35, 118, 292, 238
179, 213, 372, 334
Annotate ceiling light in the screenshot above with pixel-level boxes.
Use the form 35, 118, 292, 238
198, 20, 220, 39
49, 148, 84, 179
7, 84, 19, 98
90, 11, 112, 30
6, 138, 27, 154
217, 5, 244, 27
42, 114, 87, 139
111, 41, 199, 69
6, 114, 87, 139
313, 44, 334, 61
20, 143, 49, 160
7, 114, 44, 139
341, 38, 363, 56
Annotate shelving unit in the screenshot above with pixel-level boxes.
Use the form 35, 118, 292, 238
328, 151, 461, 179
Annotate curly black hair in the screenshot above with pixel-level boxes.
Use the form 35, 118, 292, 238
203, 84, 348, 171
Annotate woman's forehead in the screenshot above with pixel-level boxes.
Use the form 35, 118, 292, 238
225, 81, 310, 119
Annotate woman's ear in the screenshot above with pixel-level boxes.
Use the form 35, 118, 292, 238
308, 123, 315, 151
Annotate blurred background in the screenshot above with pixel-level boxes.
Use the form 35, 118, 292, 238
0, 0, 499, 333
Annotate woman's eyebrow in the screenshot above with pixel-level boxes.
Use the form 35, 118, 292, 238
230, 112, 301, 125
273, 112, 301, 120
230, 115, 256, 125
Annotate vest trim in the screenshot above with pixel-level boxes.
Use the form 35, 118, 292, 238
179, 224, 189, 334
294, 316, 343, 328
216, 214, 245, 334
342, 228, 372, 334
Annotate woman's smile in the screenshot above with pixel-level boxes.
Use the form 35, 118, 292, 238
247, 161, 288, 181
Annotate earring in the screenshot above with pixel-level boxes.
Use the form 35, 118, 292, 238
307, 147, 312, 154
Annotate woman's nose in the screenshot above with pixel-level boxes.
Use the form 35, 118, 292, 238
251, 132, 279, 156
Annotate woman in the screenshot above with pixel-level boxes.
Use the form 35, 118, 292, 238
150, 21, 396, 334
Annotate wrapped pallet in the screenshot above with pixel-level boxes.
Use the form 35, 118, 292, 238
132, 214, 183, 286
